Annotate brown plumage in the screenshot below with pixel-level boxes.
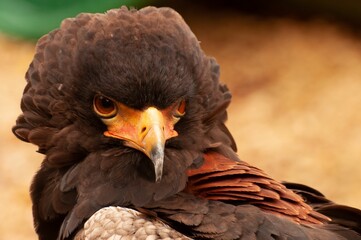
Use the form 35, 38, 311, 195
13, 6, 361, 240
185, 151, 329, 225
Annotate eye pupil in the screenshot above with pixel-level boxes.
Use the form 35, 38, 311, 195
100, 97, 113, 109
94, 95, 117, 117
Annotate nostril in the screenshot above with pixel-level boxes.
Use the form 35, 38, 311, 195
141, 127, 147, 133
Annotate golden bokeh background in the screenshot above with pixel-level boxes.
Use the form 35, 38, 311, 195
1, 2, 360, 239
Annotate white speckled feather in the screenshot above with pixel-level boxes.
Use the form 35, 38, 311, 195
74, 207, 191, 240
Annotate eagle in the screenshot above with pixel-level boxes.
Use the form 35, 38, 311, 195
13, 6, 361, 240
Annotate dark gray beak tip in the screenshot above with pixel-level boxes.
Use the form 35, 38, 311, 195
150, 147, 164, 183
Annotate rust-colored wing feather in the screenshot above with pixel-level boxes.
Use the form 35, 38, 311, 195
185, 151, 330, 225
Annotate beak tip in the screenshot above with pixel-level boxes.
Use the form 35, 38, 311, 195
155, 174, 162, 183
151, 149, 164, 183
154, 162, 163, 183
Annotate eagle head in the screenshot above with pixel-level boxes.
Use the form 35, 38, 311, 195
13, 7, 234, 183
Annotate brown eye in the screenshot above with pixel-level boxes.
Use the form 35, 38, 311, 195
93, 95, 117, 118
176, 99, 186, 116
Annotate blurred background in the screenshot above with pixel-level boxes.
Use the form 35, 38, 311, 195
1, 1, 361, 239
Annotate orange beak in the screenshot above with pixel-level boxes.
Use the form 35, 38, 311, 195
102, 104, 178, 182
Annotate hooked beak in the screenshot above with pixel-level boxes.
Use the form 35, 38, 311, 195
103, 106, 178, 182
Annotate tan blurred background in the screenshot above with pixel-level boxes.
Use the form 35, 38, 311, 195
1, 1, 361, 239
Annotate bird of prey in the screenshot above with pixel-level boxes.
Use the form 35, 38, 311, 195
13, 6, 361, 240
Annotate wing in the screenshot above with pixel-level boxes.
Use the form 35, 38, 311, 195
74, 192, 361, 240
283, 182, 361, 236
185, 151, 329, 225
144, 192, 361, 240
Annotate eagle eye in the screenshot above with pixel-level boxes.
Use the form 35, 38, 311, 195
93, 95, 117, 118
175, 99, 186, 117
